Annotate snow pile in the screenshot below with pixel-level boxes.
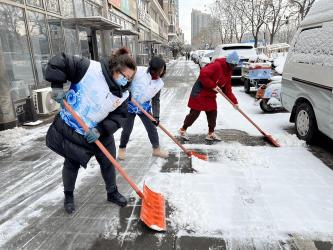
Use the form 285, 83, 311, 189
275, 132, 306, 147
0, 125, 48, 148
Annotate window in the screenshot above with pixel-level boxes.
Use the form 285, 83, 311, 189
48, 18, 64, 55
0, 3, 35, 102
75, 0, 85, 17
61, 0, 74, 17
64, 28, 80, 56
27, 0, 44, 8
79, 29, 90, 58
27, 11, 51, 83
113, 35, 122, 49
47, 0, 60, 13
288, 23, 333, 67
85, 2, 94, 16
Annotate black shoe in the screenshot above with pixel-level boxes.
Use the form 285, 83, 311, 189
107, 187, 127, 207
64, 191, 75, 214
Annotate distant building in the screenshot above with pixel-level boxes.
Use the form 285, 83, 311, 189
191, 9, 211, 47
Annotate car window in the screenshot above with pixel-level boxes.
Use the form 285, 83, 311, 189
223, 46, 254, 50
287, 22, 333, 67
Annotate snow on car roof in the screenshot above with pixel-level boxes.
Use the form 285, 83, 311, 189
300, 0, 333, 27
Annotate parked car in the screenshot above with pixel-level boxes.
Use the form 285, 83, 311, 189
212, 43, 258, 80
281, 0, 333, 143
199, 50, 214, 68
191, 50, 206, 64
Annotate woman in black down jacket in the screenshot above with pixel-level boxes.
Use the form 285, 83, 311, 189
45, 48, 136, 214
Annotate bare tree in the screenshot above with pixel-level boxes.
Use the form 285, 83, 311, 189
265, 0, 292, 44
289, 0, 316, 21
210, 1, 230, 44
235, 0, 272, 47
223, 0, 250, 43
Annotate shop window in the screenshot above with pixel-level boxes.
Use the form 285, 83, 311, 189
27, 11, 51, 84
27, 0, 44, 9
47, 0, 60, 13
113, 35, 122, 49
79, 29, 90, 58
96, 31, 102, 58
61, 0, 74, 17
0, 3, 35, 102
48, 18, 64, 55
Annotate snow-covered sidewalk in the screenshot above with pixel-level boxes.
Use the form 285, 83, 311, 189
0, 59, 332, 249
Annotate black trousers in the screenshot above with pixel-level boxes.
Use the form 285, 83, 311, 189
182, 109, 217, 133
62, 136, 116, 193
119, 112, 159, 149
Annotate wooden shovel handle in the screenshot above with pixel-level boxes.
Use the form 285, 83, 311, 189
130, 98, 191, 156
63, 100, 144, 199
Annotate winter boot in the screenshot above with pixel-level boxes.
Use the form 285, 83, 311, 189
205, 132, 222, 141
64, 191, 75, 214
118, 148, 126, 160
178, 128, 189, 141
107, 187, 127, 207
152, 147, 169, 158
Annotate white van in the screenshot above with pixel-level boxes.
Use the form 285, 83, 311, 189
212, 43, 258, 79
281, 0, 333, 143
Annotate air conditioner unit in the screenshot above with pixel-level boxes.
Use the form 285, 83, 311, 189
33, 87, 60, 114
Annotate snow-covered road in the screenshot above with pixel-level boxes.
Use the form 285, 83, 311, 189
0, 59, 332, 249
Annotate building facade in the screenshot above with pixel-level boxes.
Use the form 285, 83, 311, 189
191, 9, 211, 47
0, 0, 172, 130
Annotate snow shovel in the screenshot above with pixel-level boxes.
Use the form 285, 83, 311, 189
130, 98, 208, 160
63, 100, 166, 231
215, 88, 280, 147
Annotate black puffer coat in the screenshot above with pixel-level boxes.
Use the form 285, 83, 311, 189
45, 53, 130, 167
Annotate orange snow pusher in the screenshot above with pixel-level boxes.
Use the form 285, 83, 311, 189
131, 98, 208, 161
215, 88, 280, 147
64, 100, 166, 231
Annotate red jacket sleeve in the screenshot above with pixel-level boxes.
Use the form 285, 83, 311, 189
221, 80, 238, 105
198, 62, 219, 89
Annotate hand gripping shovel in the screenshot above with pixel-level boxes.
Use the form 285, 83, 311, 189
130, 98, 208, 161
215, 88, 280, 147
63, 100, 166, 231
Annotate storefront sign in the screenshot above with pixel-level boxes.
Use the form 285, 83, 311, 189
109, 0, 137, 19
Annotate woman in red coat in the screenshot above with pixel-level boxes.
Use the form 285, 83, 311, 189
179, 51, 240, 141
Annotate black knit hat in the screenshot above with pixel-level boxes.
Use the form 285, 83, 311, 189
148, 56, 166, 77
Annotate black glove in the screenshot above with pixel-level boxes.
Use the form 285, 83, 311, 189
152, 117, 160, 126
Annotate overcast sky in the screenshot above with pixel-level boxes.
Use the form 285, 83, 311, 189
179, 0, 213, 44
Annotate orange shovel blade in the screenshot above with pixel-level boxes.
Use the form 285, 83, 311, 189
140, 184, 166, 231
265, 134, 281, 147
190, 151, 208, 161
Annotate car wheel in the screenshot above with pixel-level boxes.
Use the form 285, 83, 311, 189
244, 79, 250, 94
295, 102, 318, 144
260, 99, 274, 113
